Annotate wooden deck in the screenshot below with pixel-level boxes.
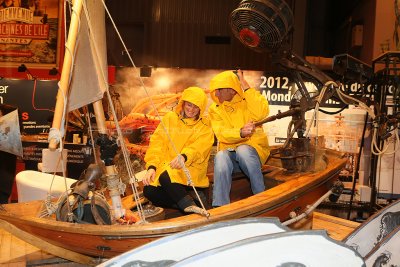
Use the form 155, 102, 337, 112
0, 212, 360, 266
0, 226, 50, 266
311, 211, 360, 240
0, 226, 89, 267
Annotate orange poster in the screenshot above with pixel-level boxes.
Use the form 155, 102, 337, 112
0, 0, 61, 67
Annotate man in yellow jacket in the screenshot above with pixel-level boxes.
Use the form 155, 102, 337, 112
142, 87, 214, 215
209, 70, 270, 207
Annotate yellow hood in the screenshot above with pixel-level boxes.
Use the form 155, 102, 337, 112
175, 86, 208, 119
144, 86, 214, 188
209, 71, 244, 104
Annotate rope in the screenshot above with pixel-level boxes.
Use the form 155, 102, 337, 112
100, 0, 208, 217
42, 0, 82, 219
371, 123, 400, 156
304, 81, 334, 138
282, 188, 333, 226
81, 0, 148, 222
48, 128, 64, 151
335, 87, 375, 120
84, 106, 98, 164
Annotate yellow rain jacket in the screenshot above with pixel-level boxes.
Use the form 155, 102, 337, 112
209, 71, 270, 163
144, 87, 214, 187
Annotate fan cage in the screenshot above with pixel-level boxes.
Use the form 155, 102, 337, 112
229, 0, 294, 52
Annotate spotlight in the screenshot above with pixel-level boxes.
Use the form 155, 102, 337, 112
18, 64, 28, 72
17, 64, 35, 79
49, 68, 59, 76
140, 65, 152, 77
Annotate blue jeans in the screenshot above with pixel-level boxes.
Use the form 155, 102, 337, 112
212, 145, 265, 207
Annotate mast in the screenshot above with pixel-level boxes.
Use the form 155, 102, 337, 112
49, 0, 83, 150
49, 0, 127, 220
93, 100, 126, 219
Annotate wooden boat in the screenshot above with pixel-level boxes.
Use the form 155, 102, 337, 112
0, 0, 350, 265
0, 148, 346, 265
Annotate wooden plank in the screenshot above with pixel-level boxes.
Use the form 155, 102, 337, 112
0, 227, 11, 263
313, 212, 360, 228
0, 226, 53, 265
0, 219, 97, 266
312, 212, 360, 241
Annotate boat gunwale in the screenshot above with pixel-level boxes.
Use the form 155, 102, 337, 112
0, 149, 347, 237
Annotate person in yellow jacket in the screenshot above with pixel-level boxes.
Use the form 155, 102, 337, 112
209, 70, 270, 207
142, 87, 214, 215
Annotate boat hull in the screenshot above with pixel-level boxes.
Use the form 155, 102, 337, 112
0, 149, 346, 263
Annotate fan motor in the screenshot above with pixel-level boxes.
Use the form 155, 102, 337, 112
230, 0, 294, 52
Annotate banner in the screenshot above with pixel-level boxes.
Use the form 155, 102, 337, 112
0, 78, 57, 134
0, 0, 61, 66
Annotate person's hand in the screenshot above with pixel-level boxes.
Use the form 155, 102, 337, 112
142, 169, 156, 186
240, 121, 255, 138
170, 154, 185, 169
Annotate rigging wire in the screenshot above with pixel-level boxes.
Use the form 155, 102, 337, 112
83, 0, 148, 222
84, 106, 98, 165
44, 0, 80, 218
48, 0, 81, 153
100, 0, 209, 216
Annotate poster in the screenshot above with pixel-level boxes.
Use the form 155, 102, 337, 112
0, 78, 57, 134
112, 68, 361, 145
0, 0, 61, 67
22, 141, 93, 178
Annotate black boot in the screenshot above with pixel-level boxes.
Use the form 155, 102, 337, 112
177, 195, 196, 211
189, 190, 209, 209
177, 195, 209, 216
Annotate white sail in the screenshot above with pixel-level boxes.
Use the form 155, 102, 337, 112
67, 0, 107, 112
0, 109, 23, 157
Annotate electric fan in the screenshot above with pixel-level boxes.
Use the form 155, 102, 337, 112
229, 0, 294, 52
230, 0, 325, 173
